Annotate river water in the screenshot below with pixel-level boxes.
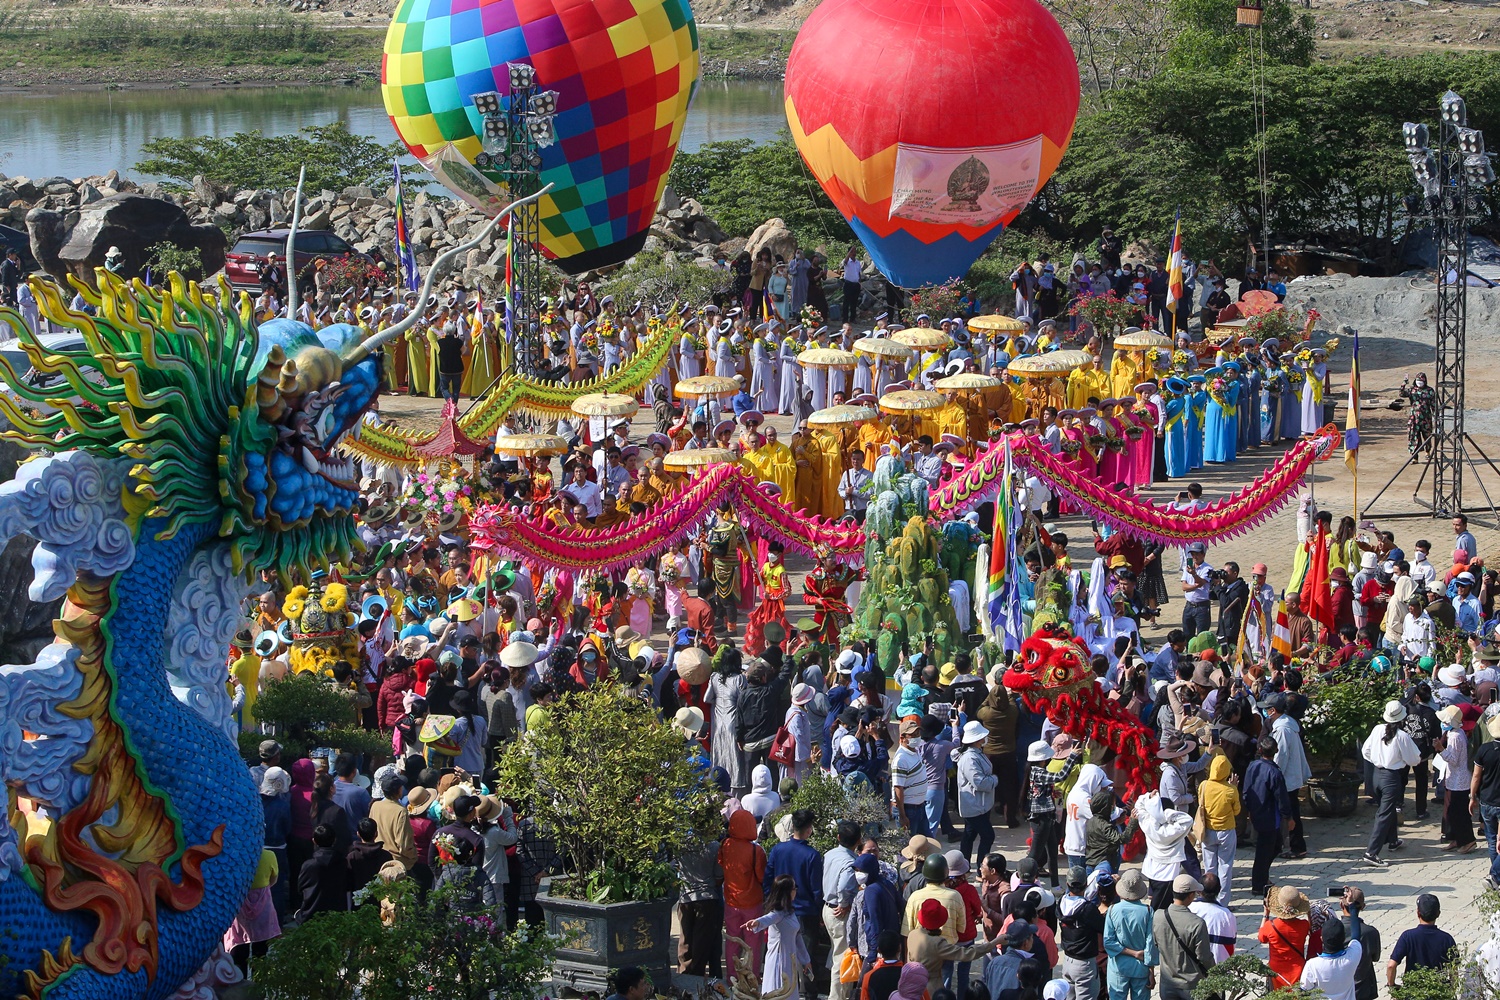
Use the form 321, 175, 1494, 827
0, 79, 786, 182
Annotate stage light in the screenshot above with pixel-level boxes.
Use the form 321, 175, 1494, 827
529, 90, 559, 116
472, 91, 502, 116
1465, 154, 1496, 188
528, 117, 556, 148
1441, 90, 1467, 127
1410, 151, 1437, 184
1457, 127, 1486, 157
508, 62, 536, 89
1403, 122, 1429, 153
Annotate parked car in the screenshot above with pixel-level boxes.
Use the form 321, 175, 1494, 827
0, 224, 38, 273
222, 229, 371, 290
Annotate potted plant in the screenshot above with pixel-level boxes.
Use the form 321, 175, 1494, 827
239, 671, 391, 764
1301, 661, 1399, 818
497, 686, 723, 993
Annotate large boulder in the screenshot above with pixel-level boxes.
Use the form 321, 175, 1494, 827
42, 193, 228, 286
25, 206, 70, 279
746, 217, 797, 263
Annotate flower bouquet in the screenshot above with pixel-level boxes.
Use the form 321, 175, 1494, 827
801, 304, 825, 329
1207, 377, 1230, 409
1061, 437, 1083, 454
1087, 433, 1106, 450
1124, 424, 1145, 440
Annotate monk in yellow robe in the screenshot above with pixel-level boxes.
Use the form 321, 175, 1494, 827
791, 430, 821, 516
814, 429, 845, 519
1067, 358, 1108, 410
405, 323, 432, 397
462, 312, 502, 397
854, 419, 895, 471
1109, 350, 1141, 400
932, 400, 968, 441
754, 427, 798, 506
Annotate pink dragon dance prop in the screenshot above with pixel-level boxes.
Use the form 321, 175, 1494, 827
469, 427, 1340, 569
933, 425, 1342, 543
468, 462, 864, 573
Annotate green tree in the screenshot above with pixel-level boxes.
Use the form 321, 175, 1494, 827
136, 122, 405, 193
1166, 0, 1315, 71
144, 241, 204, 282
670, 133, 855, 249
600, 246, 733, 307
1047, 53, 1500, 271
240, 672, 389, 763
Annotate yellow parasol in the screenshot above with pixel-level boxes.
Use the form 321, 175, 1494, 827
1113, 330, 1173, 350
967, 314, 1029, 334
852, 337, 915, 361
663, 447, 737, 471
570, 392, 640, 418
807, 404, 880, 427
934, 373, 1003, 391
674, 375, 739, 398
1007, 350, 1093, 378
878, 389, 946, 413
797, 348, 859, 370
892, 329, 952, 351
492, 433, 570, 457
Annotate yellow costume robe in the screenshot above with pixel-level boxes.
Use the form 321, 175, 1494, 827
406, 325, 435, 396
792, 436, 821, 516
855, 420, 896, 470
231, 652, 260, 729
1109, 351, 1141, 400
462, 319, 502, 396
814, 430, 845, 519
1067, 365, 1108, 410
744, 441, 798, 507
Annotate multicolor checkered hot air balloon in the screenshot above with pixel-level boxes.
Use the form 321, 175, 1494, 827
382, 0, 699, 272
784, 0, 1079, 289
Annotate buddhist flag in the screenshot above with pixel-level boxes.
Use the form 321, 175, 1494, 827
1271, 600, 1293, 658
1345, 330, 1361, 474
986, 439, 1025, 650
1165, 211, 1184, 313
392, 160, 418, 292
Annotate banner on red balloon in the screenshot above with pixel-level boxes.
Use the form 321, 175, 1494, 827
890, 138, 1044, 227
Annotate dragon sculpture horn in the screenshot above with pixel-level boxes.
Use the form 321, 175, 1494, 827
341, 182, 554, 372
283, 165, 306, 321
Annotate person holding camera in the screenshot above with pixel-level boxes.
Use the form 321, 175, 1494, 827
1217, 562, 1250, 647
1181, 543, 1214, 638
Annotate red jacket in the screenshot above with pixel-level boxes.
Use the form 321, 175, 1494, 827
378, 670, 414, 729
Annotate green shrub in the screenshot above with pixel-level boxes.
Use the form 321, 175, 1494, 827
136, 122, 404, 194
761, 767, 891, 855
256, 879, 558, 1000
144, 241, 204, 282
496, 686, 723, 902
241, 672, 385, 763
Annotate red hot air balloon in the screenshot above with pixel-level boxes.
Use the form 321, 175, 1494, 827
784, 0, 1080, 289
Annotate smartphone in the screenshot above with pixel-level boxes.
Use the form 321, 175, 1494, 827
1327, 887, 1345, 898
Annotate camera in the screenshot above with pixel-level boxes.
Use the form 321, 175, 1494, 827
1207, 568, 1228, 585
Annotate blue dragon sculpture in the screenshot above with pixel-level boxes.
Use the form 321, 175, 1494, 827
0, 184, 543, 999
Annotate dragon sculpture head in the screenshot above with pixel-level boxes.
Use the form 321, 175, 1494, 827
1003, 622, 1094, 704
0, 272, 381, 579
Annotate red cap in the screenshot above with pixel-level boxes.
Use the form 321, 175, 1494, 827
918, 898, 948, 931
1252, 563, 1268, 575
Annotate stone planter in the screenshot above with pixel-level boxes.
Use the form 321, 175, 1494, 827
537, 878, 677, 995
1306, 773, 1361, 818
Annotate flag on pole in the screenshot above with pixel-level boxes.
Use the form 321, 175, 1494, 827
1165, 211, 1184, 314
1271, 600, 1293, 659
1302, 524, 1334, 630
1239, 598, 1267, 665
392, 160, 419, 292
986, 440, 1025, 650
503, 216, 515, 348
1344, 330, 1361, 475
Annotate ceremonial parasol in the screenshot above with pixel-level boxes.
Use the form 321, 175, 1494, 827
967, 314, 1029, 334
934, 373, 1003, 391
663, 448, 737, 470
807, 404, 879, 426
571, 392, 641, 418
1007, 350, 1092, 378
797, 348, 859, 369
878, 389, 946, 413
1113, 330, 1173, 350
892, 329, 951, 350
493, 433, 570, 457
1239, 290, 1281, 317
674, 375, 739, 398
852, 337, 915, 360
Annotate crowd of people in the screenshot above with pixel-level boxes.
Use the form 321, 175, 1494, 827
149, 226, 1489, 1000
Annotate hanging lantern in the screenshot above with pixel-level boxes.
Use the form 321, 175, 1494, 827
1236, 0, 1264, 26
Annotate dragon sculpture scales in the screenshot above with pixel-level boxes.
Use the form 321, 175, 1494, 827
0, 185, 545, 1000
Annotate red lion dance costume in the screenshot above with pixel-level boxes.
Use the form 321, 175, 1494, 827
1002, 623, 1160, 803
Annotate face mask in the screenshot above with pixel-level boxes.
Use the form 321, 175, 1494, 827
768, 553, 779, 563
908, 738, 925, 750
583, 651, 597, 662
